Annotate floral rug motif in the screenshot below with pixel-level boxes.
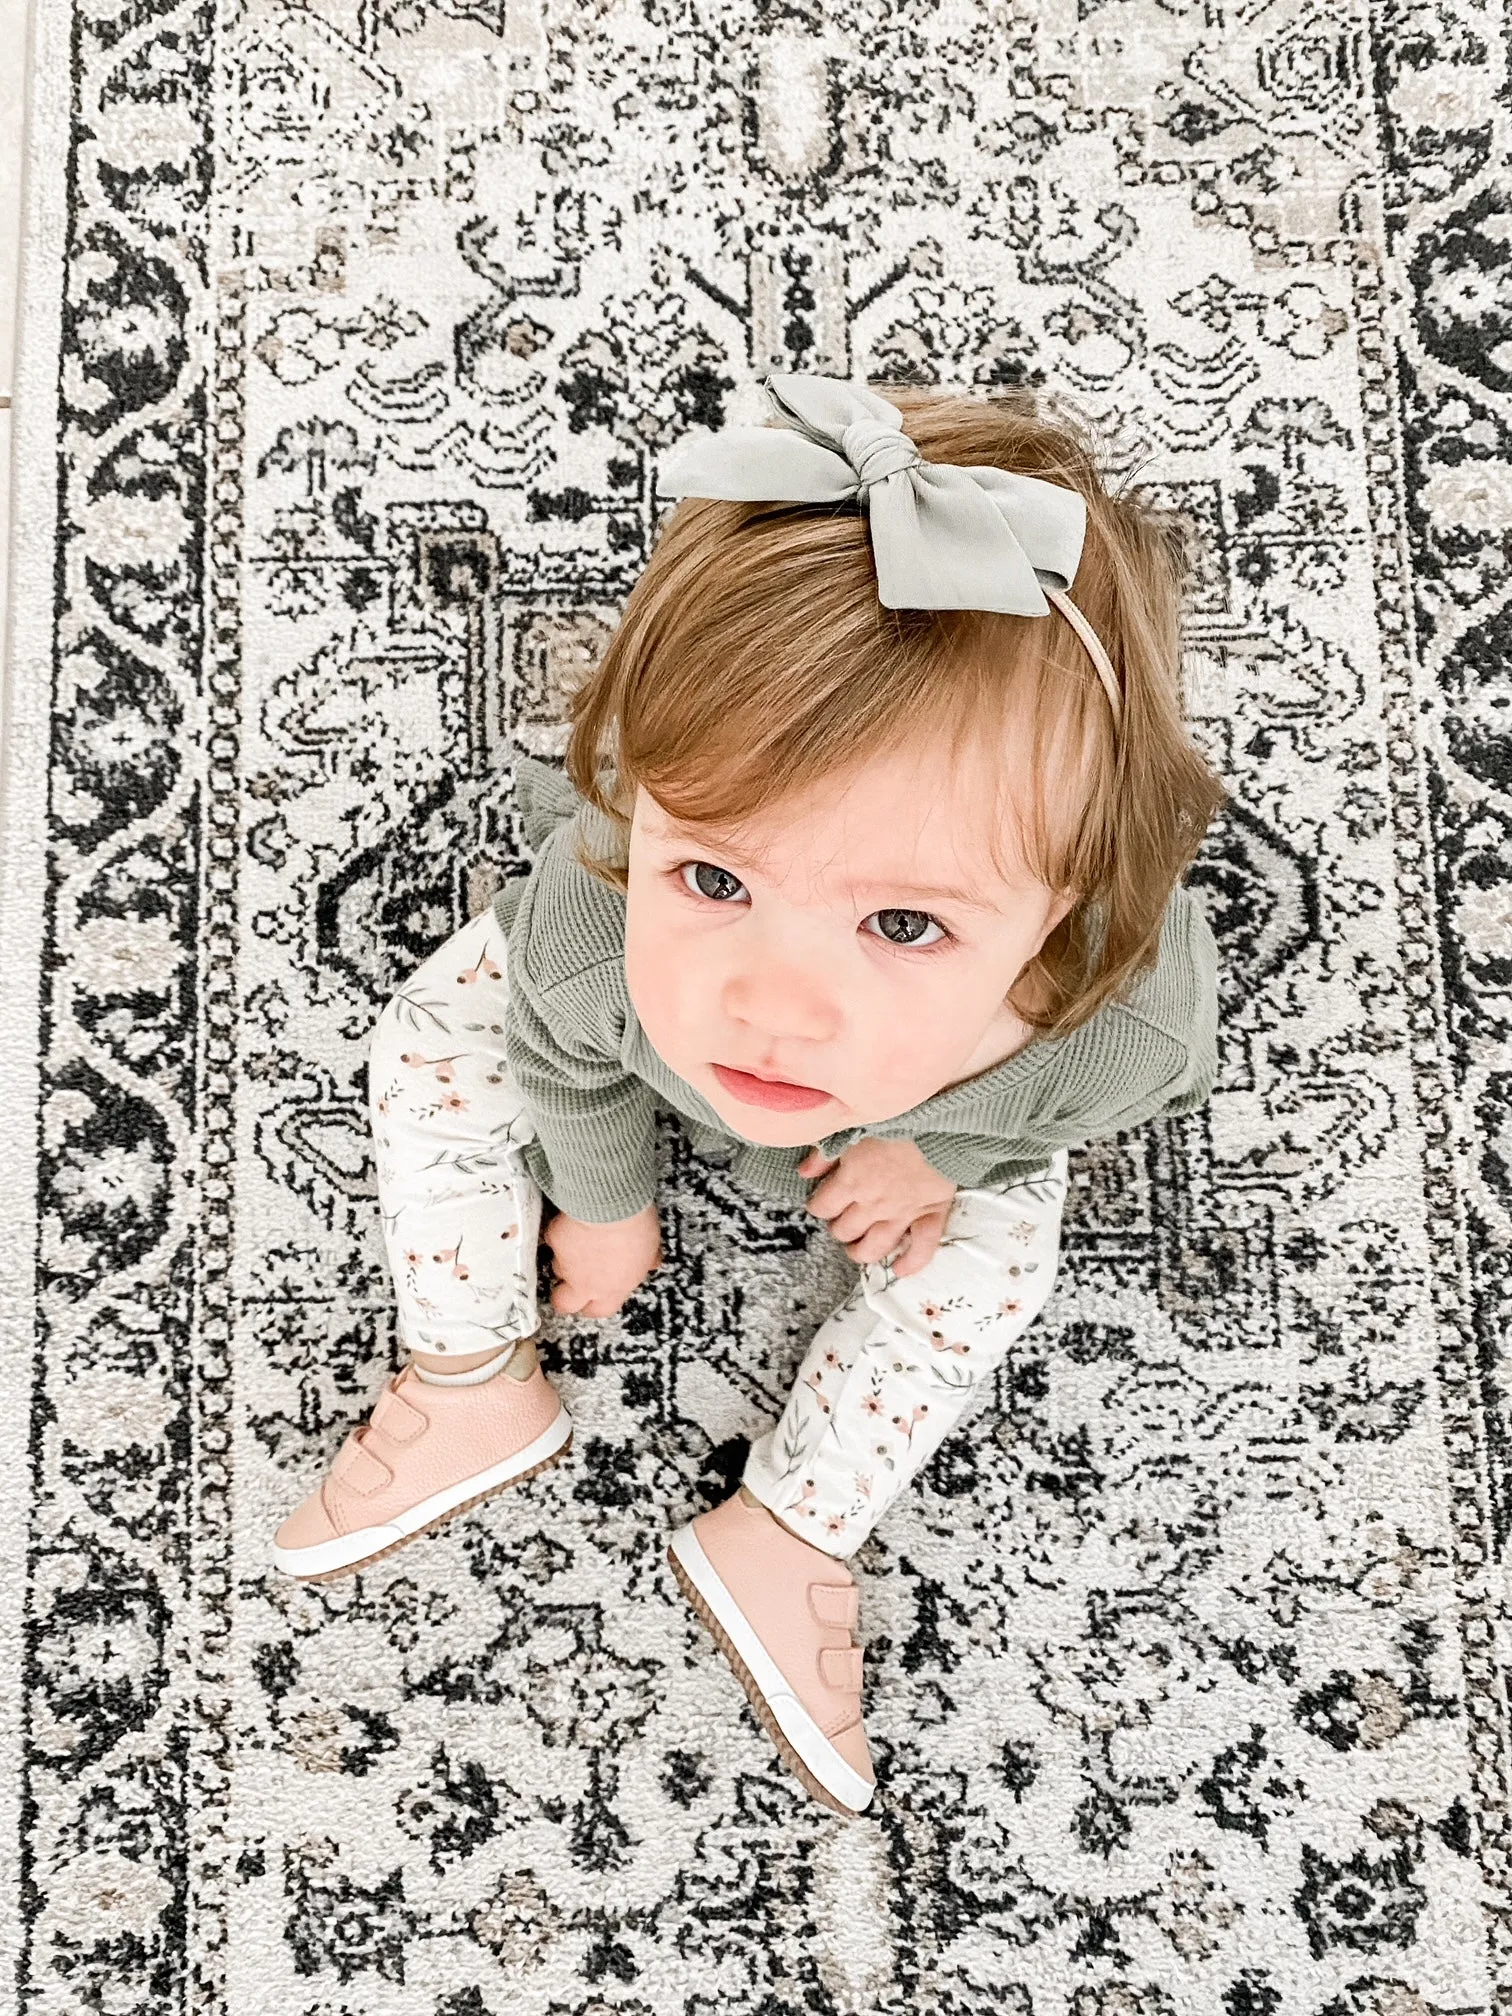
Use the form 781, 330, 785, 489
3, 0, 1511, 2010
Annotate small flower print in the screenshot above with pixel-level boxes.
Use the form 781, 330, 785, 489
400, 1050, 464, 1083
803, 1371, 831, 1413
434, 1240, 469, 1281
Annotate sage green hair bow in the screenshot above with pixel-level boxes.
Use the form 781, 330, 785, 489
657, 370, 1123, 726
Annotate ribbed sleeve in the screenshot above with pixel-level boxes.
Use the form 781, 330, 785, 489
504, 968, 660, 1223
496, 771, 659, 1222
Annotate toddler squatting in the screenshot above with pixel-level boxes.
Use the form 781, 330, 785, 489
273, 371, 1226, 1818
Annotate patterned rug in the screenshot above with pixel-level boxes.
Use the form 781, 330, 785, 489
3, 0, 1510, 2009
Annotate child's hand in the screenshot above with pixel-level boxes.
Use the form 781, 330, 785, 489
542, 1202, 663, 1317
797, 1138, 957, 1278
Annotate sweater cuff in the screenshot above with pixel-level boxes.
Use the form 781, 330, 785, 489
900, 1133, 1006, 1190
519, 1132, 658, 1224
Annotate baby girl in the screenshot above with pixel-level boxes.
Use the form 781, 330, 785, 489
272, 372, 1226, 1818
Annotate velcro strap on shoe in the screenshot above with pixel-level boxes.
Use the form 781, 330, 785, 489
370, 1384, 427, 1445
818, 1644, 864, 1693
809, 1581, 860, 1631
330, 1432, 393, 1498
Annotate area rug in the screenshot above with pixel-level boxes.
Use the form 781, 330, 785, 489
2, 0, 1510, 2010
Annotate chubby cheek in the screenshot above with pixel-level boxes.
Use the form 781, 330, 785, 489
865, 1021, 953, 1102
861, 982, 983, 1101
624, 925, 666, 1032
624, 907, 698, 1062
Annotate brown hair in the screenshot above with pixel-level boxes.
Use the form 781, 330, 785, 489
561, 380, 1229, 1040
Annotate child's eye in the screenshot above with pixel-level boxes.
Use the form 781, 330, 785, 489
678, 861, 749, 903
676, 864, 952, 952
863, 909, 950, 950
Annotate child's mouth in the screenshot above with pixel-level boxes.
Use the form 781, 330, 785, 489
711, 1064, 834, 1112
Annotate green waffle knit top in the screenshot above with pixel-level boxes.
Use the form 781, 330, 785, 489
492, 754, 1221, 1224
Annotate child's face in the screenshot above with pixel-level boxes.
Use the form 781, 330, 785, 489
623, 736, 1077, 1150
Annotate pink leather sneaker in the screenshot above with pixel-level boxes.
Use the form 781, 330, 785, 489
668, 1493, 876, 1816
273, 1356, 572, 1581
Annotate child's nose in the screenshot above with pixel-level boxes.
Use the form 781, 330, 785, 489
722, 963, 841, 1045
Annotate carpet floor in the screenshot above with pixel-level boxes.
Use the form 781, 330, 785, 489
2, 1, 1510, 2010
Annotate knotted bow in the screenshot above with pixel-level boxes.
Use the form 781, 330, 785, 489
657, 371, 1122, 726
659, 371, 1090, 617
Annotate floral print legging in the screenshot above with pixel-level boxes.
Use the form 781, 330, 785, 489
371, 907, 1070, 1561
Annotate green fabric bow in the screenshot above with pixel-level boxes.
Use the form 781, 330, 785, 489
657, 370, 1088, 617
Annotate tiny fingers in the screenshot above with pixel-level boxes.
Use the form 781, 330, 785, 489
845, 1221, 911, 1264
891, 1241, 939, 1279
551, 1280, 628, 1317
891, 1209, 947, 1276
828, 1202, 882, 1243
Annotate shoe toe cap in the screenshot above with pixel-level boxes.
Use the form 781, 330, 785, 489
827, 1714, 876, 1792
274, 1485, 340, 1556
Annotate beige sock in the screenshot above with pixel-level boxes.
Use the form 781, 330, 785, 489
411, 1332, 540, 1387
504, 1333, 539, 1380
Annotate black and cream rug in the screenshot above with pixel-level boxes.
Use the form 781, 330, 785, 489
3, 0, 1511, 2009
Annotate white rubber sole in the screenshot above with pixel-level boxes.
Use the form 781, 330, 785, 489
272, 1405, 574, 1579
668, 1522, 875, 1815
